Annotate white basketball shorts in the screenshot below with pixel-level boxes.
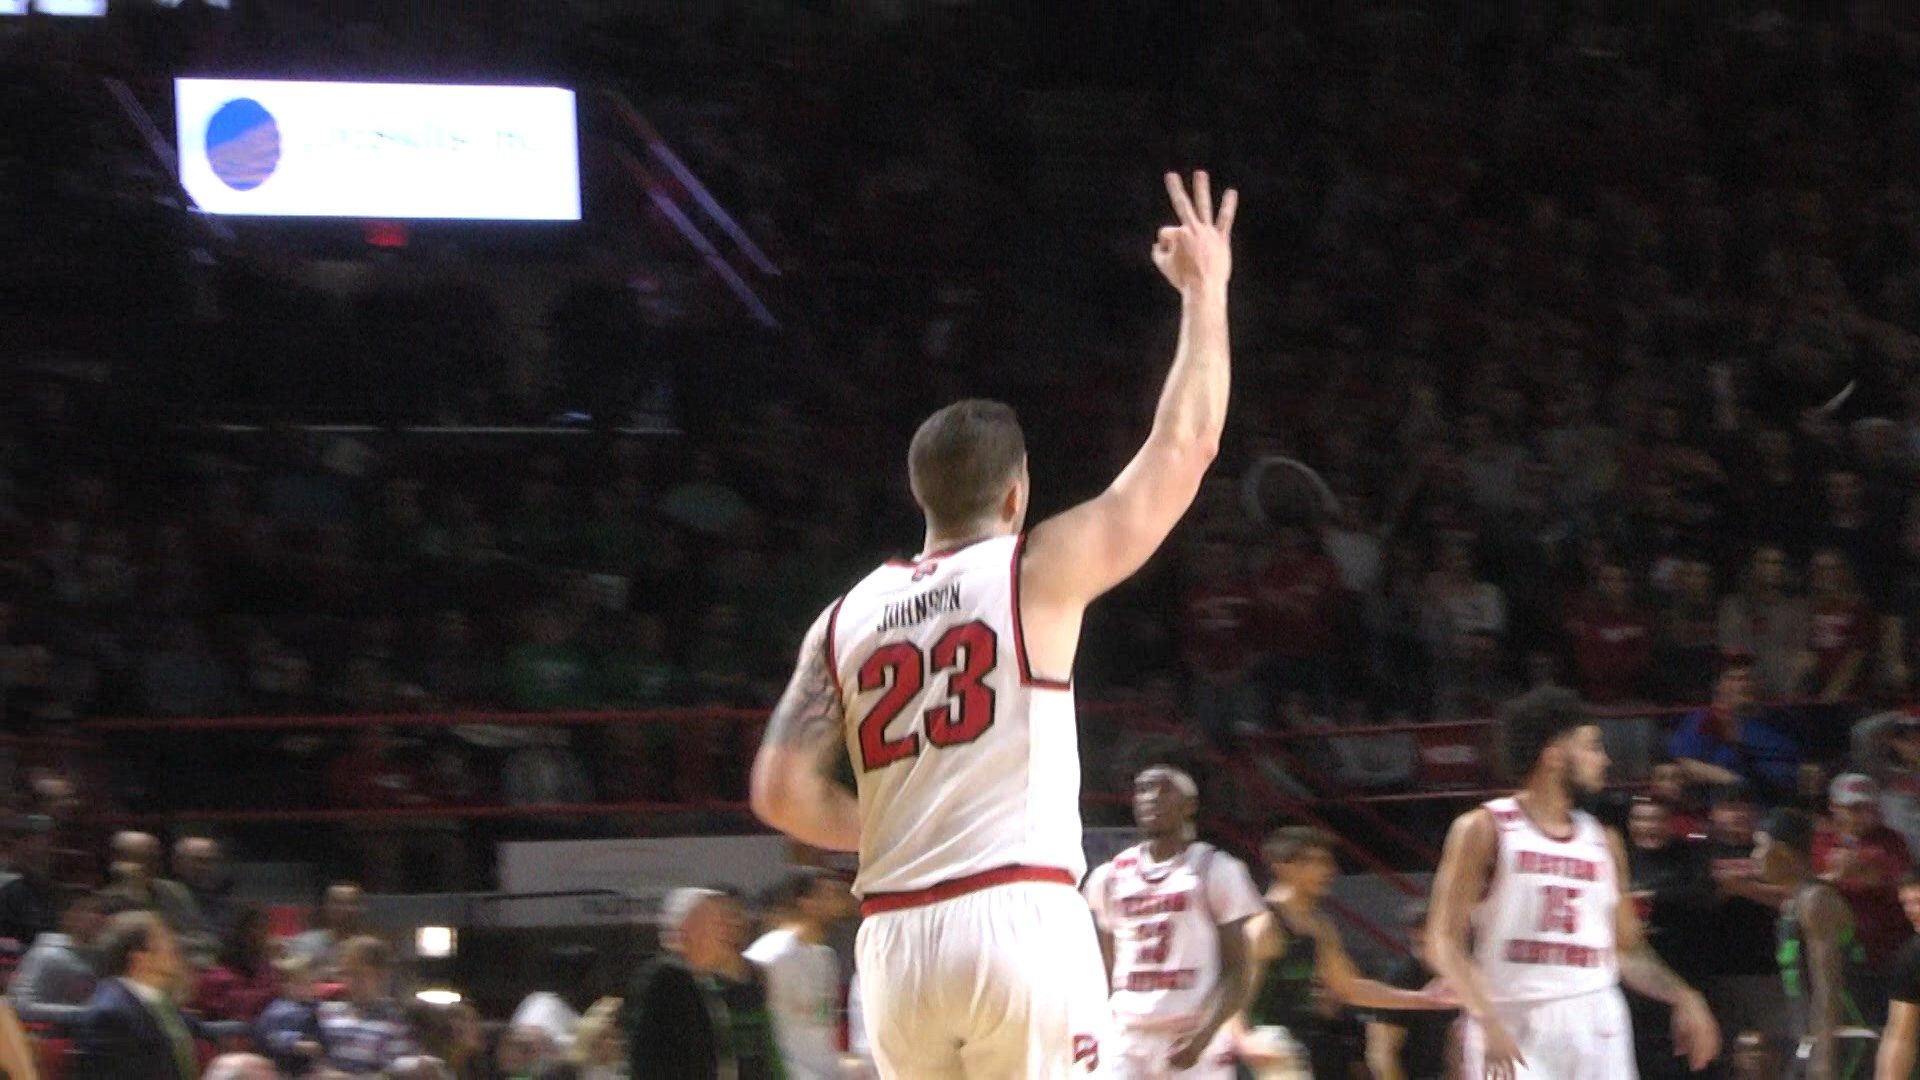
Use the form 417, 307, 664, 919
1462, 985, 1638, 1080
856, 875, 1112, 1079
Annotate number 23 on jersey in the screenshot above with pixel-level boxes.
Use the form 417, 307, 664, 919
856, 620, 999, 771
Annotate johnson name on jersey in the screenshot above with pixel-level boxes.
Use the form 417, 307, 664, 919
830, 534, 1083, 897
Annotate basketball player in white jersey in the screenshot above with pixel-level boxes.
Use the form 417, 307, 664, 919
1084, 765, 1265, 1079
1427, 687, 1723, 1079
749, 171, 1237, 1078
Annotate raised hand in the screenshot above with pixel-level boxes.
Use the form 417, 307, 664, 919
1153, 170, 1238, 293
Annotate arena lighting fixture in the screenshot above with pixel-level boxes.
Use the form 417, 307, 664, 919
415, 926, 456, 959
415, 988, 463, 1006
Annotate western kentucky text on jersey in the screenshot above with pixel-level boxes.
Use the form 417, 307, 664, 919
1471, 796, 1622, 1004
1086, 841, 1266, 1029
1513, 851, 1601, 881
832, 535, 1085, 898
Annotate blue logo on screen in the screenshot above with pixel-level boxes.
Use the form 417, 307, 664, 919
205, 97, 280, 191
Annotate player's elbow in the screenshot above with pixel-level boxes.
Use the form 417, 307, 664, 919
1151, 429, 1221, 472
748, 752, 799, 832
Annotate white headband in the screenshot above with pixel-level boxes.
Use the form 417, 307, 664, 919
1139, 766, 1198, 799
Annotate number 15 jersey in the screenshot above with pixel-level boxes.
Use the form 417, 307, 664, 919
829, 534, 1085, 898
1472, 796, 1621, 1004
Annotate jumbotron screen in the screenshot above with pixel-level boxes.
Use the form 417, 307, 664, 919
174, 79, 582, 221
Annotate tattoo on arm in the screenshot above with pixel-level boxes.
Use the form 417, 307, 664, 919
765, 624, 845, 770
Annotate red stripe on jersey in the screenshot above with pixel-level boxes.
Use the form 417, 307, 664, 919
1009, 533, 1073, 690
824, 594, 849, 698
859, 864, 1076, 916
884, 535, 998, 568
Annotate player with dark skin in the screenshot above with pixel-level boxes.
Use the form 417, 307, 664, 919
1093, 767, 1258, 1072
1427, 692, 1720, 1080
1757, 810, 1870, 1080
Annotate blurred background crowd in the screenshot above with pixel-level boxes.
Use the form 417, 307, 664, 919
6, 0, 1920, 1077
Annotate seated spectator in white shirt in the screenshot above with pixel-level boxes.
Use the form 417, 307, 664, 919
8, 887, 105, 1028
510, 945, 604, 1051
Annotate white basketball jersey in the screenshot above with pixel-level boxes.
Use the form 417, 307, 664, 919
1086, 842, 1266, 1028
1471, 796, 1621, 1004
830, 534, 1084, 897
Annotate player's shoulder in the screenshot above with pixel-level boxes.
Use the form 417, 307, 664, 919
1191, 841, 1253, 877
1447, 804, 1500, 840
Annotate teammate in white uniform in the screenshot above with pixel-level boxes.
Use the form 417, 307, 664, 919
1085, 766, 1265, 1079
750, 171, 1239, 1079
1427, 687, 1723, 1079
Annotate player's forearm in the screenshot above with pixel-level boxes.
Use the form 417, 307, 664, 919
1877, 1036, 1916, 1080
1617, 942, 1699, 1008
1195, 951, 1257, 1042
752, 769, 860, 853
1340, 977, 1446, 1013
1426, 937, 1499, 1022
1147, 283, 1230, 456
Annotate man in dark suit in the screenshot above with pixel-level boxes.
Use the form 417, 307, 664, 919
73, 909, 203, 1080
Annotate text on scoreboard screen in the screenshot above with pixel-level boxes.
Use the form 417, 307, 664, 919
174, 79, 581, 221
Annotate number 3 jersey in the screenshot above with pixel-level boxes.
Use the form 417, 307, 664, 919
1473, 796, 1622, 1004
1084, 842, 1266, 1027
830, 534, 1085, 898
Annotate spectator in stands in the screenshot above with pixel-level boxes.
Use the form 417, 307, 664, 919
1814, 774, 1912, 981
493, 1025, 557, 1079
202, 1053, 277, 1080
1700, 783, 1790, 1057
73, 910, 207, 1080
193, 903, 278, 1024
1421, 531, 1509, 719
0, 814, 59, 950
1182, 539, 1264, 741
1803, 549, 1877, 702
99, 832, 201, 950
621, 887, 781, 1079
744, 868, 856, 1079
1668, 657, 1802, 803
171, 837, 231, 941
253, 953, 326, 1077
507, 607, 593, 711
408, 1000, 485, 1080
287, 881, 364, 977
1649, 760, 1705, 840
1564, 561, 1654, 705
9, 887, 105, 1028
1718, 547, 1810, 702
1879, 871, 1920, 1080
29, 772, 99, 891
567, 997, 625, 1080
319, 935, 421, 1074
1255, 523, 1344, 712
1851, 710, 1920, 855
1655, 558, 1721, 705
509, 945, 602, 1050
1626, 797, 1713, 1079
